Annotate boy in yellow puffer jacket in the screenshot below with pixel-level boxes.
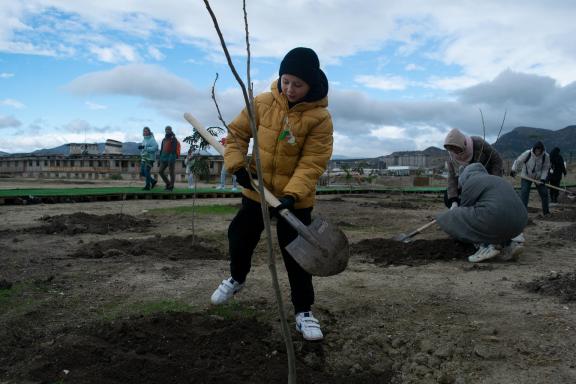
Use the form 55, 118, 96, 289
210, 47, 333, 341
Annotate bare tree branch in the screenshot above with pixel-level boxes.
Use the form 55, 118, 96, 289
202, 1, 297, 382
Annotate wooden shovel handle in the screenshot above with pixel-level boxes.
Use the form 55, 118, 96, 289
520, 175, 574, 194
184, 112, 323, 249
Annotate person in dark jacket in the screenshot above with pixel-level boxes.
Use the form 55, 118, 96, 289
436, 163, 528, 263
547, 147, 567, 203
158, 126, 179, 191
443, 128, 503, 209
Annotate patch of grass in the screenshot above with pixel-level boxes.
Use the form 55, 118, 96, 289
149, 204, 238, 215
0, 280, 50, 314
100, 299, 196, 320
205, 301, 257, 320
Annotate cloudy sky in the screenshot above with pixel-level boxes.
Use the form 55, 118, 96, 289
1, 0, 575, 157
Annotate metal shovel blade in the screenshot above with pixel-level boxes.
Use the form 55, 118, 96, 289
285, 217, 349, 277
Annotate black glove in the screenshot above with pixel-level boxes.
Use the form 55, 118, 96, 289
509, 170, 516, 178
271, 196, 295, 218
233, 168, 254, 191
138, 145, 144, 150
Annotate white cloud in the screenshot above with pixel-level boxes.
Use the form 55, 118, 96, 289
370, 125, 406, 140
147, 46, 165, 61
85, 101, 107, 110
88, 43, 139, 63
405, 63, 424, 71
0, 98, 24, 108
355, 75, 409, 91
0, 72, 14, 78
424, 75, 481, 91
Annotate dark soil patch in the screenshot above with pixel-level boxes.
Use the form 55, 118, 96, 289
541, 207, 576, 222
71, 235, 225, 260
0, 279, 12, 290
518, 271, 576, 302
352, 238, 475, 266
24, 312, 392, 384
32, 212, 152, 235
549, 223, 576, 241
358, 201, 422, 210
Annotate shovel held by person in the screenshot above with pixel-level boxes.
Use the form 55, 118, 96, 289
184, 112, 349, 277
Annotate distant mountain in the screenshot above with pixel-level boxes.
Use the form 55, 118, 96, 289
0, 151, 10, 157
493, 125, 576, 159
27, 142, 142, 156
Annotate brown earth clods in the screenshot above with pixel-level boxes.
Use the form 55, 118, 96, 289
33, 212, 153, 235
353, 238, 475, 266
71, 235, 225, 261
2, 190, 576, 384
24, 311, 392, 384
518, 271, 576, 303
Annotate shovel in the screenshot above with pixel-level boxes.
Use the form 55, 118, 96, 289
393, 219, 437, 243
183, 112, 350, 276
520, 175, 576, 198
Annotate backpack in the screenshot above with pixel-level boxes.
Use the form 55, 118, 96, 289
176, 140, 181, 157
524, 151, 546, 175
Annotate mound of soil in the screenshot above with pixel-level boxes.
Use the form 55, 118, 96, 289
71, 235, 225, 260
352, 238, 475, 266
358, 201, 422, 210
33, 212, 152, 235
518, 271, 576, 302
549, 223, 576, 241
26, 312, 392, 384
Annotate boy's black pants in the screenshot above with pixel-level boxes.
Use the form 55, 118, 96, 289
228, 197, 314, 314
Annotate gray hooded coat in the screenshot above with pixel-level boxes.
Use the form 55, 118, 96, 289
436, 163, 527, 244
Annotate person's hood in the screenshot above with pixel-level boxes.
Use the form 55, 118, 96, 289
444, 128, 473, 164
458, 163, 488, 188
550, 147, 560, 158
531, 141, 545, 156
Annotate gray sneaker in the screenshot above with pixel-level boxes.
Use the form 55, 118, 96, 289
468, 244, 500, 263
500, 241, 524, 261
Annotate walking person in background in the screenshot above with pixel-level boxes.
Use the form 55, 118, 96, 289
210, 47, 333, 341
158, 126, 180, 191
139, 127, 158, 191
443, 128, 503, 209
510, 141, 550, 216
547, 147, 567, 204
184, 146, 195, 189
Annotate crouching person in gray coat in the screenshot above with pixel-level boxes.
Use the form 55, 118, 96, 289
436, 163, 528, 263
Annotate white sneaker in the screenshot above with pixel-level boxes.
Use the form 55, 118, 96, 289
295, 312, 323, 341
231, 187, 239, 192
499, 241, 524, 261
210, 277, 244, 305
215, 185, 224, 190
468, 244, 500, 263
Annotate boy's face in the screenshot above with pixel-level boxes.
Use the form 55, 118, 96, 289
281, 74, 310, 103
143, 128, 151, 136
534, 148, 543, 156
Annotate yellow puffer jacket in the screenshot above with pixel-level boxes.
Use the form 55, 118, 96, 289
224, 80, 333, 209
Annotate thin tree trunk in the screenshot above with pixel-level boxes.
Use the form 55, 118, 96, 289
203, 1, 297, 383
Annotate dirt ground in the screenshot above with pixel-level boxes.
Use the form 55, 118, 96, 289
1, 184, 576, 383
